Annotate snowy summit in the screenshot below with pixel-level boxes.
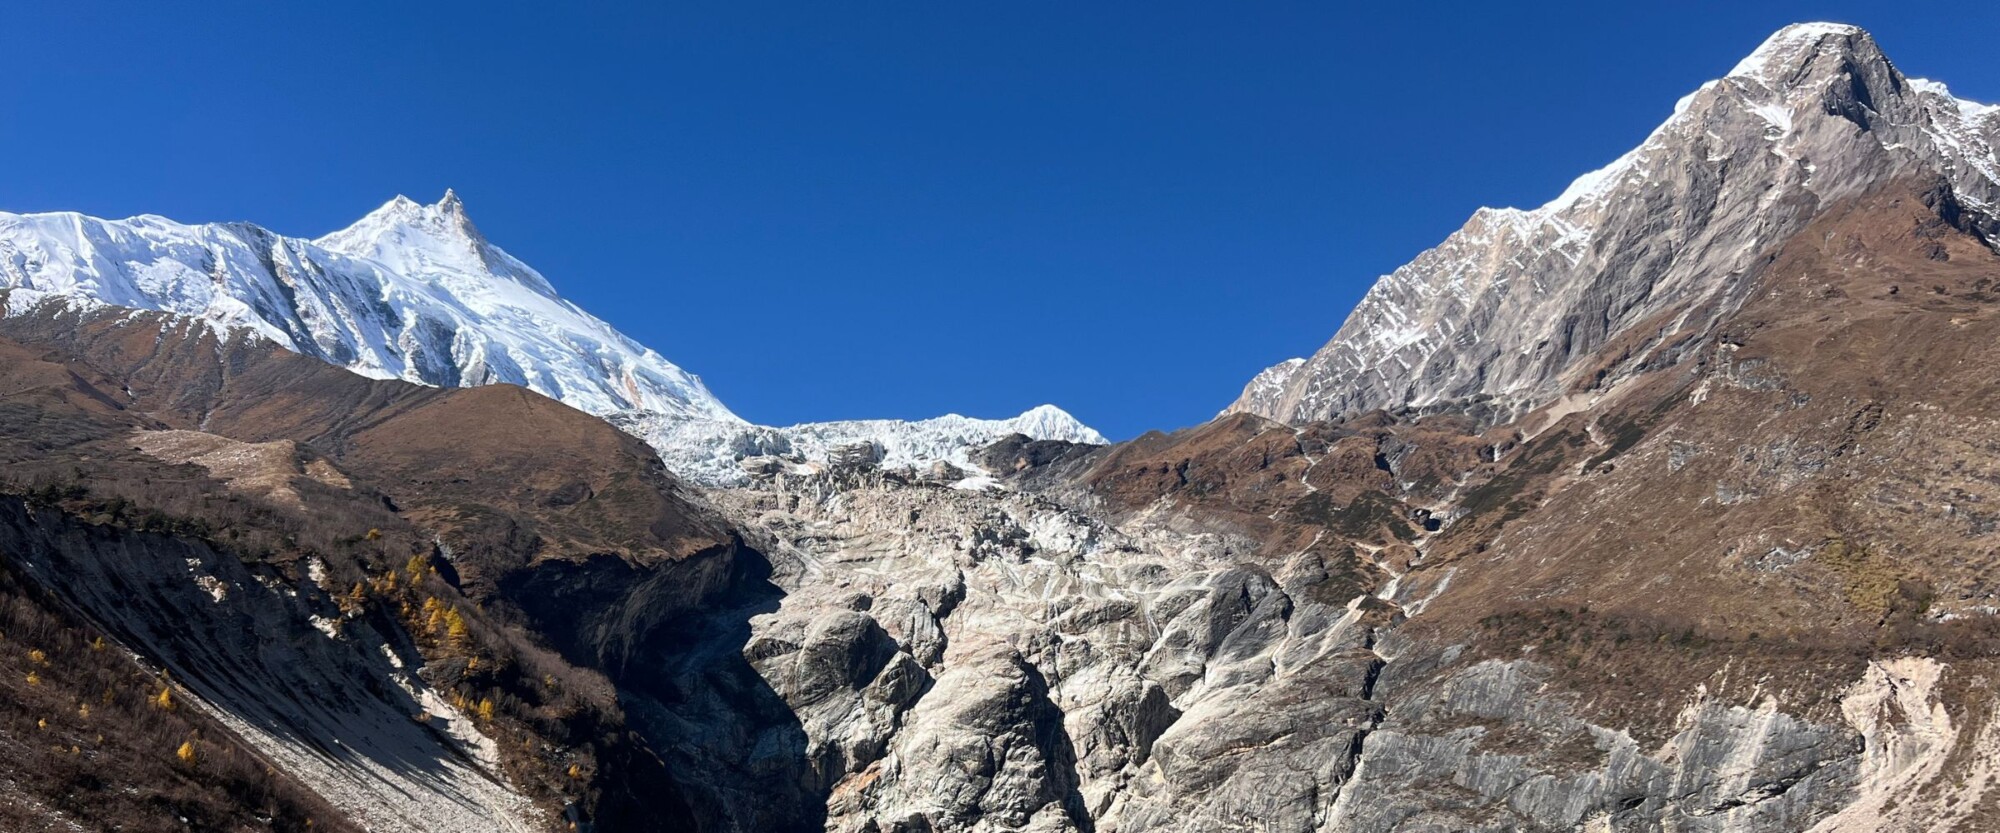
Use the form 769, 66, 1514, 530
0, 192, 1104, 482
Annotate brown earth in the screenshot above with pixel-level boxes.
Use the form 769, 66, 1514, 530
0, 301, 752, 830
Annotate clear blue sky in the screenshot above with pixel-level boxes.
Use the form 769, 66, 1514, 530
3, 3, 1995, 438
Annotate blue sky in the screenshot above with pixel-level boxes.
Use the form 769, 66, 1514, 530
3, 3, 1996, 438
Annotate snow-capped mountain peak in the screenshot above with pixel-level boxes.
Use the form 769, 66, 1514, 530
0, 193, 738, 421
0, 192, 1106, 484
317, 190, 561, 299
1726, 21, 1867, 84
1229, 22, 2000, 426
999, 404, 1108, 444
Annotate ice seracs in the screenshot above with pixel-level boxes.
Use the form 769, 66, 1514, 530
614, 404, 1107, 487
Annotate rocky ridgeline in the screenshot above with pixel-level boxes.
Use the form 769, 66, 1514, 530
1232, 23, 2000, 427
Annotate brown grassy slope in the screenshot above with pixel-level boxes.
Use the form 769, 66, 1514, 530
1386, 179, 2000, 730
1080, 411, 1491, 548
0, 301, 733, 584
0, 308, 723, 830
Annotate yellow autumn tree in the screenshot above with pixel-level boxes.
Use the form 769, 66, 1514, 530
444, 607, 470, 647
24, 671, 40, 686
154, 686, 175, 711
476, 697, 495, 722
176, 740, 197, 764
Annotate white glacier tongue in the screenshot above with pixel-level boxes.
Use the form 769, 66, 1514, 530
0, 192, 739, 422
612, 405, 1108, 487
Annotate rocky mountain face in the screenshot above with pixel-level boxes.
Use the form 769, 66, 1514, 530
1230, 22, 2000, 427
3, 19, 2000, 833
669, 22, 2000, 833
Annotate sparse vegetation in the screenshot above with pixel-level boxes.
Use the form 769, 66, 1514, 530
0, 419, 668, 827
1457, 429, 1583, 522
344, 546, 646, 819
1473, 604, 2000, 744
1286, 489, 1418, 543
0, 549, 358, 832
1582, 414, 1649, 471
1817, 537, 1931, 621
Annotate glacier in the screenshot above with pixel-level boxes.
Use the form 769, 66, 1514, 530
613, 404, 1108, 487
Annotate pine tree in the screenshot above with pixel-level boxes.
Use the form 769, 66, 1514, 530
445, 608, 470, 647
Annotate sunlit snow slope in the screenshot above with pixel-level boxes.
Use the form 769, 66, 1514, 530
0, 192, 1103, 481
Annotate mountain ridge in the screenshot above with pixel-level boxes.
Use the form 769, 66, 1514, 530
0, 193, 1107, 481
0, 193, 738, 420
1229, 22, 2000, 426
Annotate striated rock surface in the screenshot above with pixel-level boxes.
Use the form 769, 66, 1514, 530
1231, 23, 2000, 427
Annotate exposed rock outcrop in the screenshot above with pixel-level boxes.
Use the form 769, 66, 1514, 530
1231, 23, 2000, 427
